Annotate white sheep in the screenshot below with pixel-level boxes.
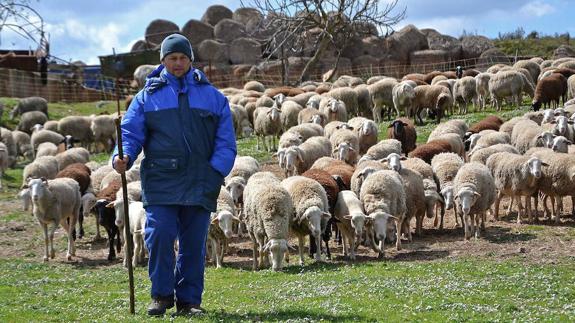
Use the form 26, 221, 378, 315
30, 129, 64, 150
334, 190, 367, 260
359, 139, 402, 164
282, 136, 331, 177
511, 119, 555, 154
453, 76, 477, 114
368, 78, 398, 122
55, 147, 90, 170
475, 73, 491, 111
26, 177, 81, 261
90, 114, 116, 153
392, 81, 416, 119
281, 176, 330, 264
22, 156, 60, 187
319, 98, 347, 123
207, 188, 239, 268
58, 116, 94, 149
110, 199, 147, 267
453, 163, 496, 240
254, 106, 282, 152
347, 117, 378, 154
469, 144, 519, 165
431, 153, 465, 229
35, 142, 58, 158
330, 128, 359, 165
488, 70, 530, 111
243, 172, 293, 271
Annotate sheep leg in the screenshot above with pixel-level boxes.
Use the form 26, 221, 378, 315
415, 214, 422, 236
298, 235, 305, 266
551, 195, 560, 224
493, 193, 501, 221
105, 226, 116, 260
94, 218, 102, 240
474, 213, 481, 239
215, 239, 223, 269
349, 234, 356, 261
506, 196, 514, 217
516, 195, 524, 224
433, 204, 439, 228
78, 210, 84, 239
133, 234, 142, 268
571, 196, 575, 217
439, 203, 446, 230
403, 219, 412, 242
41, 223, 49, 261
252, 241, 258, 271
463, 214, 472, 240
525, 195, 533, 224
481, 211, 486, 232
542, 195, 551, 219
48, 221, 58, 259
395, 218, 403, 251
314, 234, 322, 262
341, 228, 349, 257
262, 135, 269, 152
372, 105, 381, 124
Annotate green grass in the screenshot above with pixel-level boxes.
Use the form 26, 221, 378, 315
0, 258, 574, 322
493, 36, 572, 58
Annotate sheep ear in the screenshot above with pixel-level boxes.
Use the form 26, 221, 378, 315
322, 212, 331, 220
211, 217, 219, 225
343, 215, 352, 220
105, 202, 115, 208
387, 123, 394, 128
541, 162, 550, 167
232, 215, 241, 222
473, 192, 481, 197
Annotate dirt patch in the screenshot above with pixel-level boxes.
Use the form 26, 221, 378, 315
1, 166, 575, 268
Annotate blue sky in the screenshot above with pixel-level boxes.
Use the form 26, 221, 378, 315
1, 0, 573, 64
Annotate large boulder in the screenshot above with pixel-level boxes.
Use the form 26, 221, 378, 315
477, 48, 510, 66
145, 19, 179, 45
233, 7, 263, 34
214, 18, 247, 44
460, 35, 494, 59
384, 24, 428, 63
409, 50, 449, 73
131, 40, 155, 52
197, 39, 229, 63
302, 27, 338, 58
362, 36, 385, 57
229, 38, 261, 65
420, 28, 462, 61
352, 21, 379, 37
181, 19, 214, 47
201, 5, 233, 26
553, 45, 575, 59
341, 36, 367, 59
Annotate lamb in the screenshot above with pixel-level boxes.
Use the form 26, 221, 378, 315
408, 139, 454, 164
17, 111, 47, 134
359, 139, 402, 163
207, 188, 239, 268
225, 156, 260, 207
532, 73, 569, 111
359, 170, 405, 255
243, 172, 293, 271
58, 116, 94, 148
453, 163, 496, 240
431, 153, 465, 229
94, 180, 122, 260
488, 70, 530, 110
469, 144, 519, 164
453, 76, 478, 114
486, 152, 546, 224
347, 117, 378, 154
26, 177, 80, 261
281, 176, 330, 264
107, 196, 147, 267
282, 136, 331, 177
254, 106, 282, 152
55, 147, 90, 170
30, 129, 64, 150
368, 78, 398, 122
90, 114, 116, 153
475, 73, 492, 110
330, 128, 359, 165
428, 119, 468, 140
386, 118, 416, 155
9, 96, 48, 119
411, 84, 453, 125
319, 98, 347, 123
334, 190, 367, 260
22, 156, 60, 187
392, 81, 416, 118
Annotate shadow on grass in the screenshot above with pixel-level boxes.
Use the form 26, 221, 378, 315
483, 226, 537, 244
204, 308, 367, 322
69, 256, 123, 269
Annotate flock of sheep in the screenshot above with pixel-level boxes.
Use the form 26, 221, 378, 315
1, 55, 575, 272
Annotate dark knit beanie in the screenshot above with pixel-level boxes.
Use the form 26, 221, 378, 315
159, 34, 194, 61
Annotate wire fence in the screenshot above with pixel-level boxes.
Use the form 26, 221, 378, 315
0, 54, 528, 102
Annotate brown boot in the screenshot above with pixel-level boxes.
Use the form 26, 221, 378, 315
147, 296, 174, 316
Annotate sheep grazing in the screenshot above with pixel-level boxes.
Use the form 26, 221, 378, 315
532, 73, 568, 111
254, 106, 282, 152
486, 152, 546, 223
359, 170, 405, 255
453, 76, 478, 114
17, 111, 47, 134
392, 81, 416, 118
431, 153, 464, 229
282, 136, 331, 177
408, 139, 454, 164
208, 188, 239, 268
386, 118, 416, 155
412, 84, 453, 125
368, 78, 398, 122
468, 115, 504, 134
347, 117, 378, 154
281, 176, 330, 264
26, 177, 81, 261
488, 70, 530, 111
243, 172, 293, 271
453, 163, 496, 240
334, 190, 367, 260
31, 129, 64, 150
475, 73, 492, 111
10, 96, 48, 119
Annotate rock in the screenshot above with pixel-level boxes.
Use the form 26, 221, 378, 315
352, 21, 379, 37
303, 27, 338, 58
214, 18, 247, 44
232, 7, 263, 33
197, 39, 229, 63
130, 40, 155, 52
229, 38, 261, 65
181, 19, 214, 47
460, 35, 494, 59
553, 45, 575, 59
409, 50, 449, 73
518, 247, 527, 254
362, 36, 385, 57
478, 48, 511, 66
384, 24, 428, 63
420, 28, 462, 60
341, 36, 366, 59
145, 19, 179, 45
352, 55, 380, 68
201, 5, 233, 26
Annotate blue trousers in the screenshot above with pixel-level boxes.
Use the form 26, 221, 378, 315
144, 205, 210, 305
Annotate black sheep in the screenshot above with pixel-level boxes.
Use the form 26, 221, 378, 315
94, 200, 122, 260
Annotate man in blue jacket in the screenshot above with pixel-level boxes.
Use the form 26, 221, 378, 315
113, 33, 237, 317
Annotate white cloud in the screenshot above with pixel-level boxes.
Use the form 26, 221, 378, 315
519, 1, 555, 17
396, 16, 469, 37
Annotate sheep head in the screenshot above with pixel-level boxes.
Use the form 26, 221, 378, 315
262, 238, 289, 271
380, 153, 404, 172
551, 136, 572, 153
211, 210, 240, 239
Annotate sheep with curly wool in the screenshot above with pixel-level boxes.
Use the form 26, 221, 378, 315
330, 128, 359, 165
334, 190, 367, 260
359, 139, 402, 164
282, 136, 331, 177
392, 81, 416, 118
431, 152, 465, 229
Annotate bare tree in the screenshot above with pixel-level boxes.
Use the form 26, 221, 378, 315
0, 0, 45, 49
241, 0, 405, 84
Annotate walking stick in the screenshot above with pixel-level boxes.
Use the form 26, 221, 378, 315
112, 49, 136, 314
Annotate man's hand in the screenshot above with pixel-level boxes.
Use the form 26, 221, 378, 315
113, 155, 130, 173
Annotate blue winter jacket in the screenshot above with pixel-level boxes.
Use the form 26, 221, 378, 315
112, 65, 237, 211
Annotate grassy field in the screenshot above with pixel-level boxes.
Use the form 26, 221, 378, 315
1, 98, 574, 321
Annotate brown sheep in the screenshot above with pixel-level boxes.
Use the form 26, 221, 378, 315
424, 71, 443, 84
532, 73, 568, 111
403, 73, 427, 83
552, 68, 575, 79
323, 163, 355, 191
408, 139, 453, 164
468, 115, 504, 133
56, 163, 91, 195
264, 87, 305, 97
443, 71, 457, 79
387, 118, 417, 155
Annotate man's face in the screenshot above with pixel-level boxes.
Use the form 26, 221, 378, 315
162, 52, 192, 78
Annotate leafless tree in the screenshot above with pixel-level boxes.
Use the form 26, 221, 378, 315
241, 0, 405, 84
0, 0, 45, 50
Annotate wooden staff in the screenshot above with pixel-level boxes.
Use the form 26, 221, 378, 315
113, 49, 135, 314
